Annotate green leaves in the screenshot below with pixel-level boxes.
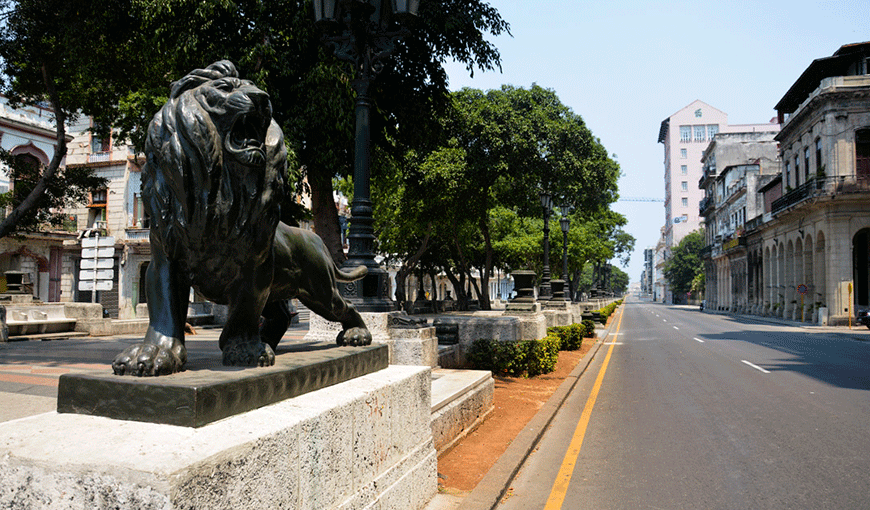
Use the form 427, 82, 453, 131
663, 230, 705, 295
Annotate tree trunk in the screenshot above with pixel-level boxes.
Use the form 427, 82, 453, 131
478, 217, 493, 310
308, 173, 345, 265
443, 267, 467, 311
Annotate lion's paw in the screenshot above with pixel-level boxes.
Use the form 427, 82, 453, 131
222, 342, 276, 367
113, 340, 187, 376
337, 327, 372, 347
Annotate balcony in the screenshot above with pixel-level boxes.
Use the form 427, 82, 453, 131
771, 175, 870, 215
87, 152, 112, 163
699, 195, 714, 215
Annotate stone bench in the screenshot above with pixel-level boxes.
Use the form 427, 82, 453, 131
3, 304, 77, 336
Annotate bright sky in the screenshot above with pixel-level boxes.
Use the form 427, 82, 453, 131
443, 0, 870, 283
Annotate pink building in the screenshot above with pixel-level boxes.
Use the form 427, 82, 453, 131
656, 100, 777, 303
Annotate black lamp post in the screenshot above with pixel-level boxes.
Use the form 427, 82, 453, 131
313, 0, 419, 312
539, 191, 553, 301
559, 203, 571, 302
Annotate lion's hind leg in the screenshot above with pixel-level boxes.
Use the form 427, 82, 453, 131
299, 288, 372, 347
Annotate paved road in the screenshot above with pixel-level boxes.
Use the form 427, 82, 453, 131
500, 296, 870, 509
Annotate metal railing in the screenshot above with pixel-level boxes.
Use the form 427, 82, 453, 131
771, 175, 870, 215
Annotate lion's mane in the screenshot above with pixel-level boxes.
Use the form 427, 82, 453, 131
142, 60, 286, 297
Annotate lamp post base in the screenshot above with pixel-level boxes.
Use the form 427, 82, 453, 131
339, 261, 396, 313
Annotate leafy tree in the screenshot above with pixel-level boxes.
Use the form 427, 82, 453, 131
663, 230, 705, 296
0, 0, 510, 259
0, 0, 119, 237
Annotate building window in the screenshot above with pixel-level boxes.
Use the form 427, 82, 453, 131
695, 109, 702, 118
680, 149, 687, 159
794, 155, 800, 185
132, 193, 150, 228
815, 138, 823, 175
89, 188, 107, 206
707, 124, 719, 140
681, 181, 688, 191
857, 129, 870, 179
681, 165, 688, 175
784, 161, 791, 189
694, 125, 706, 142
804, 147, 810, 182
681, 197, 688, 207
680, 126, 691, 142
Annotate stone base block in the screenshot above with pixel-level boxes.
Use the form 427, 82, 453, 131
543, 309, 573, 328
500, 310, 547, 340
430, 369, 494, 454
1, 366, 437, 510
306, 312, 438, 367
432, 315, 521, 351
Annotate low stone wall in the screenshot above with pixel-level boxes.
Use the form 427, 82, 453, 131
1, 365, 438, 510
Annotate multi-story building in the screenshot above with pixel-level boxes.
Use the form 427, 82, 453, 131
698, 130, 780, 313
0, 96, 77, 302
63, 124, 150, 319
642, 247, 653, 296
657, 101, 775, 303
760, 41, 870, 324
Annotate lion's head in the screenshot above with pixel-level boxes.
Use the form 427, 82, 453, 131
143, 61, 286, 258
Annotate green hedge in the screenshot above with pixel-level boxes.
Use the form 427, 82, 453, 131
467, 336, 560, 377
548, 323, 585, 350
469, 314, 611, 377
592, 299, 623, 322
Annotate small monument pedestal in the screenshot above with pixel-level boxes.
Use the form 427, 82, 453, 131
543, 279, 573, 328
502, 270, 547, 340
306, 311, 438, 367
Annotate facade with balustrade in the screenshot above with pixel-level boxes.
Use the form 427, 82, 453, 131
64, 124, 151, 319
698, 130, 780, 314
758, 42, 870, 325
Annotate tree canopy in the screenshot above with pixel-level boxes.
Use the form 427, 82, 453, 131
663, 230, 705, 297
0, 0, 509, 252
376, 84, 630, 309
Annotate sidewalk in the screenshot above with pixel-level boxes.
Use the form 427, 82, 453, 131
427, 307, 624, 510
698, 307, 870, 341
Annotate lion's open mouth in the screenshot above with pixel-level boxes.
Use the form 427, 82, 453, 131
225, 114, 267, 166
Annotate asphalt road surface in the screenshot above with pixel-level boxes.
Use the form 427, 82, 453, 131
500, 296, 870, 509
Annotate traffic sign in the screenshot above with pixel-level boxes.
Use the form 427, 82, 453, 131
79, 269, 114, 281
82, 247, 115, 259
797, 284, 808, 295
78, 280, 113, 292
81, 258, 114, 270
81, 236, 115, 248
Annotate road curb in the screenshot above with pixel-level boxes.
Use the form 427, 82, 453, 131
457, 305, 623, 510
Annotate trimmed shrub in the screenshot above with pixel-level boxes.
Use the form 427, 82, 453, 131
581, 319, 596, 338
467, 335, 560, 378
547, 324, 584, 351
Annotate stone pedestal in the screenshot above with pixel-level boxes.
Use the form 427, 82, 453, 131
1, 366, 437, 510
306, 311, 438, 367
502, 305, 547, 341
542, 308, 573, 328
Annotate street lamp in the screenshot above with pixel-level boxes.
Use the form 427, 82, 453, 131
312, 0, 419, 312
539, 191, 553, 301
559, 203, 571, 302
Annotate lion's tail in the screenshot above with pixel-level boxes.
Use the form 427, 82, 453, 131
335, 263, 368, 282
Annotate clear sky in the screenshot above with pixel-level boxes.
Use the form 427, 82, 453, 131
443, 0, 870, 283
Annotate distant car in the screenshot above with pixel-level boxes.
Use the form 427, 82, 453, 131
857, 309, 870, 329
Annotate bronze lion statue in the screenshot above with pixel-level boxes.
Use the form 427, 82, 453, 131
113, 61, 372, 376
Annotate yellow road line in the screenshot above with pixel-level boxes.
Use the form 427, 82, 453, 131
544, 303, 626, 510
